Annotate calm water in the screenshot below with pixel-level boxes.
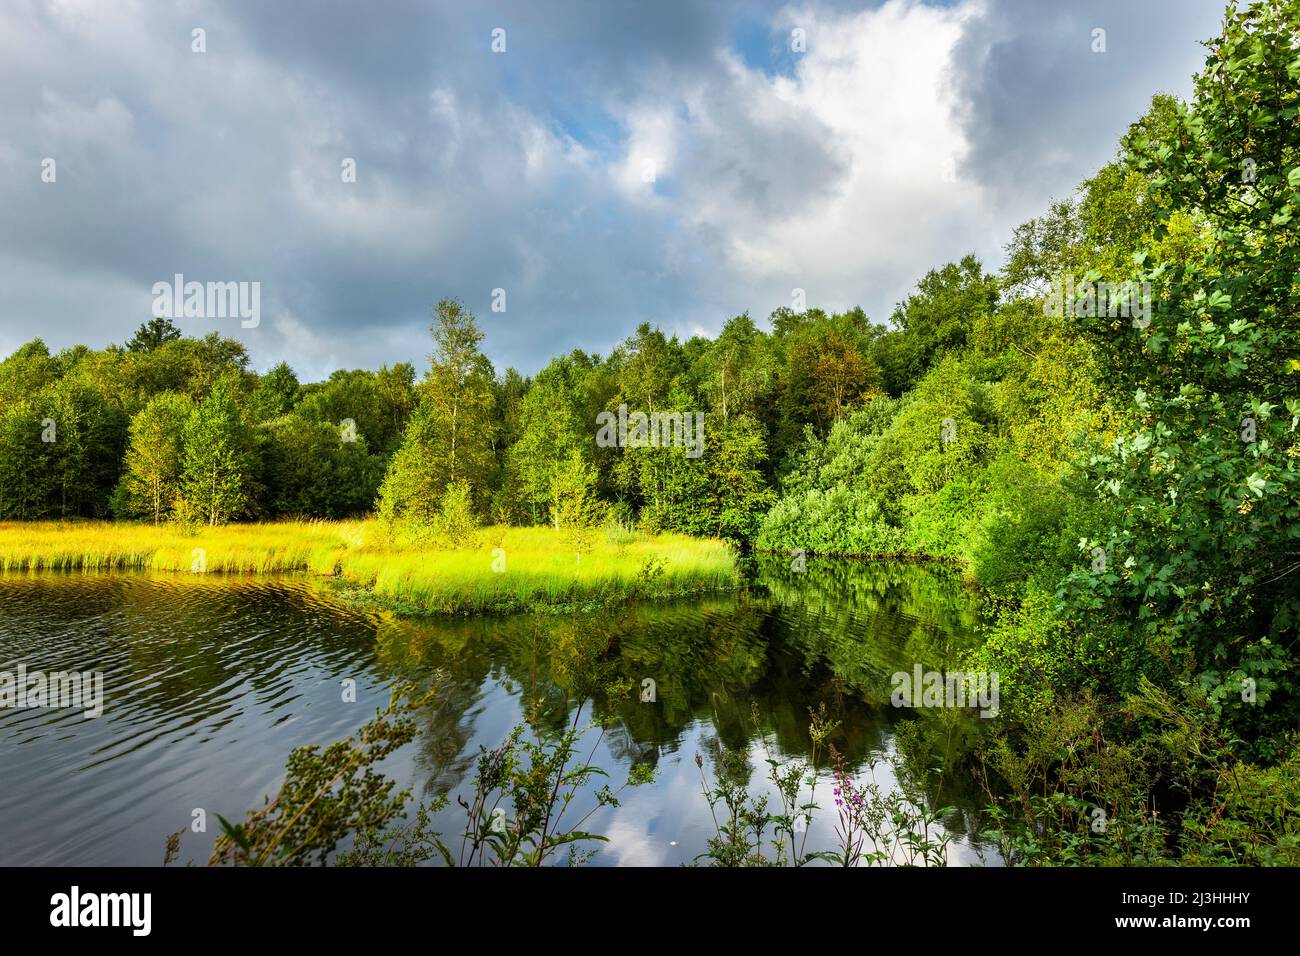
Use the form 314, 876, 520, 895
0, 557, 1000, 866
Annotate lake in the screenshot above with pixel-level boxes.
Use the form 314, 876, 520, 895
0, 556, 1001, 866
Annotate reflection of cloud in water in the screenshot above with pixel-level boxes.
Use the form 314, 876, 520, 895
590, 736, 716, 867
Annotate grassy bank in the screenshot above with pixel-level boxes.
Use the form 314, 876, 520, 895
0, 520, 738, 614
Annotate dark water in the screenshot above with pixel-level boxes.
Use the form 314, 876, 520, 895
0, 557, 1001, 866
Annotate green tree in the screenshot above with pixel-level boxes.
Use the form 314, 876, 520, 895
114, 392, 193, 522
0, 400, 56, 519
550, 451, 603, 561
296, 367, 414, 459
509, 361, 587, 527
696, 313, 777, 425
1062, 0, 1300, 748
375, 301, 496, 527
41, 377, 126, 518
612, 322, 683, 413
879, 255, 998, 396
179, 380, 257, 525
250, 362, 301, 420
259, 413, 383, 518
0, 339, 58, 406
375, 403, 444, 530
772, 308, 879, 452
703, 414, 776, 539
126, 318, 183, 353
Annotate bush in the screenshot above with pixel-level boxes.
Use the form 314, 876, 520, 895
756, 485, 908, 555
967, 591, 1091, 723
431, 480, 478, 548
967, 459, 1102, 598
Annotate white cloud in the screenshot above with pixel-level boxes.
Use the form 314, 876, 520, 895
612, 105, 679, 199
599, 0, 989, 329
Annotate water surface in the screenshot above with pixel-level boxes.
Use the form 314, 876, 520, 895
0, 557, 999, 866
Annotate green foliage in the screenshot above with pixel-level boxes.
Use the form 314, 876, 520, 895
758, 484, 907, 555
879, 254, 999, 395
980, 679, 1300, 866
249, 361, 300, 419
770, 306, 881, 450
431, 479, 478, 548
200, 686, 429, 866
375, 402, 444, 529
178, 379, 257, 525
1058, 0, 1300, 749
114, 392, 193, 522
968, 592, 1095, 723
416, 297, 496, 492
259, 413, 383, 518
550, 452, 603, 560
0, 399, 56, 519
967, 458, 1102, 597
376, 300, 496, 532
126, 317, 183, 353
509, 357, 590, 526
39, 377, 127, 518
699, 414, 776, 539
294, 364, 414, 458
757, 398, 903, 554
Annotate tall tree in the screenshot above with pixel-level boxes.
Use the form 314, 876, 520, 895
0, 401, 55, 519
879, 255, 999, 395
115, 392, 193, 522
178, 379, 256, 525
509, 357, 588, 526
550, 451, 603, 561
41, 377, 126, 518
422, 299, 496, 493
250, 362, 301, 419
376, 300, 495, 524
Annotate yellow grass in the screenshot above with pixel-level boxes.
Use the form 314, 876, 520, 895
0, 520, 737, 614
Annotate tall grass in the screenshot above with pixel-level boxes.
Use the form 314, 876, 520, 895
0, 520, 737, 614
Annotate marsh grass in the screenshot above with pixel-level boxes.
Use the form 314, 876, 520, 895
0, 520, 737, 614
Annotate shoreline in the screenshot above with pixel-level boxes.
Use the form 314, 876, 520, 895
0, 519, 739, 617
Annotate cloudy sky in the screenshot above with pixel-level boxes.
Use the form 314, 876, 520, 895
2, 0, 1227, 380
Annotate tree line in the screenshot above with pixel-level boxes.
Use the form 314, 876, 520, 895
0, 259, 1003, 538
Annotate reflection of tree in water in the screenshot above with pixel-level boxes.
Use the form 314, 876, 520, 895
358, 558, 993, 831
757, 556, 984, 711
600, 600, 773, 740
601, 720, 658, 772
373, 614, 508, 797
753, 553, 980, 637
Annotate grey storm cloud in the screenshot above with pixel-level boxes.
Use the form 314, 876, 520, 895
948, 0, 1225, 215
0, 0, 1229, 381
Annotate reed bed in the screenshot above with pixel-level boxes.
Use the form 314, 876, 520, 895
0, 520, 737, 614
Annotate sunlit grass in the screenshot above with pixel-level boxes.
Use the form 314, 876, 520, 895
0, 520, 737, 614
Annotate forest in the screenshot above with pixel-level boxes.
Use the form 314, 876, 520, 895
2, 1, 1298, 865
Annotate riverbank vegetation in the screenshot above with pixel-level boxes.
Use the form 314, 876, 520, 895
0, 519, 735, 614
8, 0, 1300, 865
